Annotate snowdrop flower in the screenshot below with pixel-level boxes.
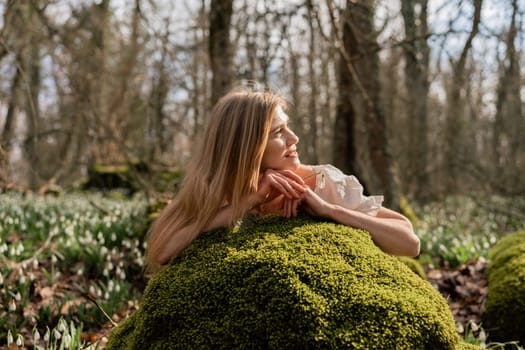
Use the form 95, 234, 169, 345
7, 330, 13, 346
8, 299, 16, 311
58, 318, 67, 332
33, 327, 41, 342
16, 334, 24, 346
53, 328, 62, 340
63, 334, 72, 348
44, 328, 50, 342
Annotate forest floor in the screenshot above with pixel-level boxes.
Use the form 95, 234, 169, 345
426, 258, 488, 328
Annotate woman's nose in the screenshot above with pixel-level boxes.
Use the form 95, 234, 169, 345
286, 129, 299, 146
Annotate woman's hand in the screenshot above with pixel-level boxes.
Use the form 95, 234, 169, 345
258, 195, 302, 218
251, 169, 307, 217
256, 169, 307, 204
299, 188, 333, 219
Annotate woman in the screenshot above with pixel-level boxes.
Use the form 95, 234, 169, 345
145, 88, 419, 273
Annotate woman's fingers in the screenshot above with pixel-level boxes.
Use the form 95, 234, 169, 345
282, 198, 301, 218
275, 169, 306, 185
265, 171, 306, 199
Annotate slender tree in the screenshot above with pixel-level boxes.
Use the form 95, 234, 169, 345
209, 0, 233, 105
492, 0, 523, 194
400, 0, 430, 200
444, 0, 482, 192
331, 0, 399, 207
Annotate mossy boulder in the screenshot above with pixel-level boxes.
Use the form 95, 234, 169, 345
397, 256, 426, 279
107, 215, 466, 349
82, 163, 139, 194
485, 230, 525, 345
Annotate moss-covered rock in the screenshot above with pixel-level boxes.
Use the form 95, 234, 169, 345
485, 230, 525, 345
107, 215, 466, 350
397, 256, 427, 279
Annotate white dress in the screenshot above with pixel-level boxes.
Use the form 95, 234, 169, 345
311, 164, 383, 216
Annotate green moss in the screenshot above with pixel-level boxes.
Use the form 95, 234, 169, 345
106, 215, 463, 350
486, 231, 525, 345
399, 195, 419, 226
397, 256, 426, 279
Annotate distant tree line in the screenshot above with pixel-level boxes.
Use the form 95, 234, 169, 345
0, 0, 523, 206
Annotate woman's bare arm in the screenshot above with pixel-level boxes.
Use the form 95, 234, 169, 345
301, 188, 420, 257
156, 170, 307, 265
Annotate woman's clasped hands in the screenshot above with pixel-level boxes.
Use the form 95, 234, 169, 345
253, 169, 329, 218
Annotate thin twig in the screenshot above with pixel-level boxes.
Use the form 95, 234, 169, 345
88, 200, 112, 216
0, 231, 58, 270
85, 293, 119, 327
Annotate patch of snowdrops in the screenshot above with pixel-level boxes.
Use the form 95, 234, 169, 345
0, 192, 149, 348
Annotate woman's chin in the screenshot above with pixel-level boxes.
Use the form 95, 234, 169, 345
282, 158, 301, 171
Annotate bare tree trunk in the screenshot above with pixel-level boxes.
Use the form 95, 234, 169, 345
149, 27, 169, 161
306, 0, 319, 164
92, 0, 112, 164
1, 55, 21, 153
492, 0, 523, 194
444, 0, 482, 192
23, 43, 41, 188
209, 0, 233, 105
401, 0, 430, 200
332, 0, 399, 208
288, 50, 305, 149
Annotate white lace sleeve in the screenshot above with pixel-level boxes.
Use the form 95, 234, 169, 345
312, 164, 384, 216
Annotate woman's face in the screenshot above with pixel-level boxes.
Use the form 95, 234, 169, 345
260, 106, 301, 171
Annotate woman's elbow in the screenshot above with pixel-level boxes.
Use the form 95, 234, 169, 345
405, 224, 420, 257
400, 221, 420, 257
406, 234, 421, 257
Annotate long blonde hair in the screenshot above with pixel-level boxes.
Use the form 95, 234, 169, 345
145, 89, 286, 273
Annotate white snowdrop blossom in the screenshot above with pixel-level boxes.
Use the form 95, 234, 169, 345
63, 334, 72, 348
8, 299, 16, 311
33, 327, 41, 342
58, 318, 67, 332
16, 334, 24, 346
7, 330, 13, 345
53, 328, 62, 340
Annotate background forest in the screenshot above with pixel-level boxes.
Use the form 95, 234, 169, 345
1, 0, 525, 348
0, 0, 523, 205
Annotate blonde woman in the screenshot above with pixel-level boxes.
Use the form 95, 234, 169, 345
146, 89, 420, 274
